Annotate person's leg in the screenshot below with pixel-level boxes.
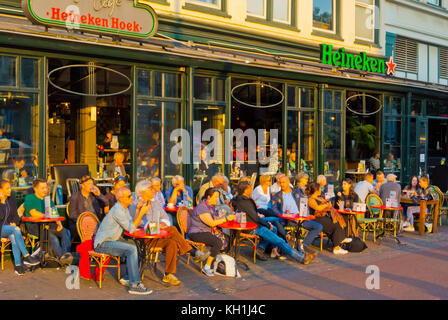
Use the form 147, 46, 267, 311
261, 217, 286, 239
256, 226, 306, 262
188, 232, 222, 266
302, 220, 323, 248
166, 226, 192, 256
48, 230, 63, 258
95, 239, 141, 285
159, 238, 178, 274
2, 225, 28, 266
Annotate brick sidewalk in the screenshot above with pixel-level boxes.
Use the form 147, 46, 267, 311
1, 226, 448, 300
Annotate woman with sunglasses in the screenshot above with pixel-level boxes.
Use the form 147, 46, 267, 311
188, 187, 236, 276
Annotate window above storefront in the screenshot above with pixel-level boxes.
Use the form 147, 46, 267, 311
246, 0, 298, 31
183, 0, 231, 18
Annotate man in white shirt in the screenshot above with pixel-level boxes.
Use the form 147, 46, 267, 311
354, 173, 376, 203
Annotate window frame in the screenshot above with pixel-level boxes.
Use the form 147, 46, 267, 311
246, 0, 267, 20
312, 0, 336, 35
246, 0, 297, 31
355, 0, 375, 43
183, 0, 231, 18
186, 0, 221, 10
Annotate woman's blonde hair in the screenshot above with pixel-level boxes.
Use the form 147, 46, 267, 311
259, 175, 272, 185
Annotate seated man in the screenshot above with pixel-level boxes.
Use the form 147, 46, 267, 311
197, 174, 232, 215
68, 175, 108, 240
379, 174, 402, 205
130, 180, 197, 286
295, 172, 309, 197
0, 179, 40, 275
2, 157, 32, 186
165, 175, 193, 208
354, 173, 376, 203
94, 187, 152, 295
106, 152, 127, 179
23, 179, 72, 264
104, 176, 127, 214
232, 181, 316, 264
373, 171, 385, 192
150, 177, 165, 207
271, 176, 323, 253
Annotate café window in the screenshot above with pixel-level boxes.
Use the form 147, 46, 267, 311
247, 0, 295, 27
0, 55, 40, 192
313, 0, 335, 32
383, 96, 402, 180
323, 90, 342, 182
286, 86, 316, 178
136, 69, 183, 189
192, 75, 226, 193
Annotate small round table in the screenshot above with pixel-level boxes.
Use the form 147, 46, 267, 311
124, 228, 170, 280
279, 214, 315, 250
164, 206, 179, 213
21, 216, 66, 267
371, 205, 403, 243
218, 221, 257, 275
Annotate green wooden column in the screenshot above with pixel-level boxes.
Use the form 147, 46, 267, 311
39, 57, 47, 179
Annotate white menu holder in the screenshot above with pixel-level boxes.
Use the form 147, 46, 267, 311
299, 198, 309, 217
353, 202, 366, 212
44, 196, 51, 218
111, 135, 119, 149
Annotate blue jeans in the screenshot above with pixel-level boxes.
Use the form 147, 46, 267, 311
261, 216, 286, 239
1, 225, 29, 266
302, 220, 323, 247
256, 225, 305, 261
95, 239, 140, 285
48, 227, 71, 258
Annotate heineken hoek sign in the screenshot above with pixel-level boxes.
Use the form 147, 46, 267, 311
320, 44, 396, 75
22, 0, 158, 40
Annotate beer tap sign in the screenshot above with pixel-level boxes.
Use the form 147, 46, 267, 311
22, 0, 158, 40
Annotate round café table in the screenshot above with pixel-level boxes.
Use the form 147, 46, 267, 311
279, 213, 315, 250
218, 221, 257, 276
371, 205, 403, 243
124, 228, 170, 280
21, 216, 66, 267
336, 209, 364, 237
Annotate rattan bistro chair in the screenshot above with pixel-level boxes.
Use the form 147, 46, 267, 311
177, 207, 207, 271
76, 212, 121, 289
1, 238, 11, 270
433, 186, 447, 226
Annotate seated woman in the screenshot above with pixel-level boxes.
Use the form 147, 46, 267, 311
232, 181, 316, 264
401, 176, 422, 232
335, 178, 360, 237
306, 182, 351, 255
0, 180, 40, 275
188, 188, 236, 277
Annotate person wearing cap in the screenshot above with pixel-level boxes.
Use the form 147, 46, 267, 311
104, 176, 127, 214
67, 175, 108, 241
378, 174, 402, 206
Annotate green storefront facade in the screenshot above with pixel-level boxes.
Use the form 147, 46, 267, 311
1, 4, 448, 194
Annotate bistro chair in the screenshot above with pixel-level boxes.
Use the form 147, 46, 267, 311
177, 207, 207, 271
366, 193, 398, 238
1, 238, 11, 270
17, 203, 38, 252
237, 232, 259, 264
285, 224, 325, 252
357, 199, 379, 242
66, 178, 81, 199
76, 212, 120, 289
249, 173, 257, 190
433, 186, 447, 226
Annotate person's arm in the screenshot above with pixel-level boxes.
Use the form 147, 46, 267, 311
167, 187, 178, 205
308, 198, 329, 212
198, 212, 233, 227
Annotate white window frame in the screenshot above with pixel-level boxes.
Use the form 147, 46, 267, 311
186, 0, 221, 10
355, 0, 375, 42
312, 0, 336, 34
272, 0, 291, 24
426, 0, 441, 6
247, 0, 267, 19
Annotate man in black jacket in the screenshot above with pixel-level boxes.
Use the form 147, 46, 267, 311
0, 180, 40, 275
231, 181, 316, 265
67, 175, 107, 241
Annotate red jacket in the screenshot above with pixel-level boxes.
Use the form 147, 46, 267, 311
76, 240, 110, 281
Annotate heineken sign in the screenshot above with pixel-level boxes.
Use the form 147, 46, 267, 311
320, 44, 396, 75
22, 0, 158, 40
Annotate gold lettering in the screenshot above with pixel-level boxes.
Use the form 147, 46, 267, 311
93, 0, 122, 16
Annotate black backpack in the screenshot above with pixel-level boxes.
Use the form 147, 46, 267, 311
341, 237, 367, 252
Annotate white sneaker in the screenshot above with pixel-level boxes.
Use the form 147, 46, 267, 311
333, 247, 348, 255
119, 278, 129, 286
341, 238, 352, 244
402, 221, 410, 228
403, 226, 415, 232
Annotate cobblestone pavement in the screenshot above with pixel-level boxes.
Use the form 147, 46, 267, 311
1, 226, 448, 300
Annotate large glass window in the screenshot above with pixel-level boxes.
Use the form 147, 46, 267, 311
187, 0, 219, 8
247, 0, 294, 26
383, 96, 402, 180
323, 90, 342, 182
136, 69, 183, 188
286, 86, 315, 178
273, 0, 290, 23
0, 55, 40, 194
247, 0, 266, 17
313, 0, 335, 31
